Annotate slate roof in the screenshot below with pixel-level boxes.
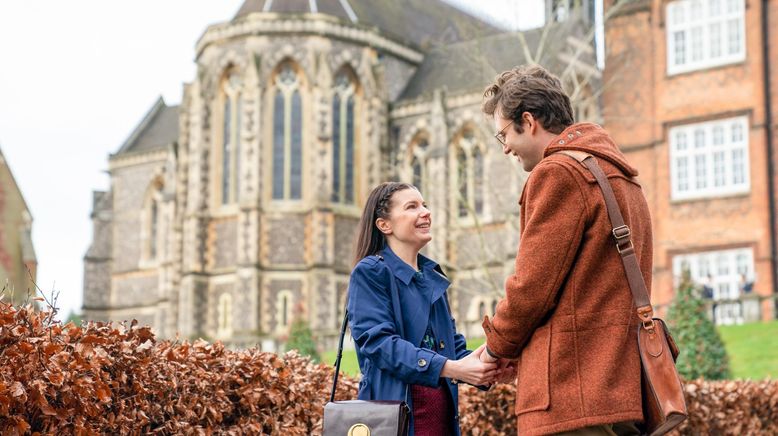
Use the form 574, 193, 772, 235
397, 19, 593, 101
114, 97, 179, 156
233, 0, 503, 50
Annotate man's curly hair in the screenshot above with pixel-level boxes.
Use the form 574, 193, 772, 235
482, 65, 574, 135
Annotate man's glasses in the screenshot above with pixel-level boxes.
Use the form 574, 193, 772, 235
494, 121, 512, 146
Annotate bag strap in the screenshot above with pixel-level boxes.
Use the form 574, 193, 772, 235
557, 150, 656, 329
330, 308, 350, 402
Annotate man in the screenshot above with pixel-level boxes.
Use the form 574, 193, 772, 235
479, 65, 652, 436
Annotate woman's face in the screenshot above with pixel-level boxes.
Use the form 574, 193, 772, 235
377, 188, 432, 250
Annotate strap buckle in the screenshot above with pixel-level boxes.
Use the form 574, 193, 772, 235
612, 225, 631, 241
637, 306, 655, 333
616, 240, 634, 254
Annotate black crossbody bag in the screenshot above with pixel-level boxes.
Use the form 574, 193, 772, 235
322, 308, 410, 436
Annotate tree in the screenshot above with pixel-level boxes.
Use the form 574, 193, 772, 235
667, 270, 730, 380
285, 305, 320, 362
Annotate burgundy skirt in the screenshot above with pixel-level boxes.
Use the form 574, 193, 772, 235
410, 384, 454, 436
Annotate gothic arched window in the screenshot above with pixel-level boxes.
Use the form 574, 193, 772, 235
220, 70, 242, 205
332, 69, 357, 204
453, 129, 486, 220
408, 135, 429, 194
149, 199, 158, 259
217, 293, 233, 337
272, 63, 303, 200
411, 155, 422, 189
473, 147, 484, 215
457, 146, 468, 217
277, 290, 293, 331
142, 179, 163, 264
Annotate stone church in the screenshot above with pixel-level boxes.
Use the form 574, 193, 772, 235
83, 0, 599, 349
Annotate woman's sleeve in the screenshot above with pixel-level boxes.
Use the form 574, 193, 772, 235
447, 295, 490, 391
347, 260, 447, 387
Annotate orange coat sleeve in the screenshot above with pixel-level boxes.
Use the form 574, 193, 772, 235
483, 161, 589, 359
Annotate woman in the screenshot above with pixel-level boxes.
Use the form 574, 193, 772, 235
347, 182, 511, 436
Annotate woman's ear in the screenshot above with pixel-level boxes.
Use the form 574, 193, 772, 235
375, 217, 392, 235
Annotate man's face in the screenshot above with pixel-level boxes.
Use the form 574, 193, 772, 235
494, 111, 544, 172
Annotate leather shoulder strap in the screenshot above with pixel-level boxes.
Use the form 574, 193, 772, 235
556, 149, 592, 162
555, 151, 655, 324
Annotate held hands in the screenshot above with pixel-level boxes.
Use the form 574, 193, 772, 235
441, 344, 517, 386
479, 344, 518, 385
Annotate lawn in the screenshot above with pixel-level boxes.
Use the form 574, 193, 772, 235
718, 320, 778, 380
324, 322, 778, 380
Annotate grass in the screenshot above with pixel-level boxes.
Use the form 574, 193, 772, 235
324, 322, 778, 380
718, 320, 778, 380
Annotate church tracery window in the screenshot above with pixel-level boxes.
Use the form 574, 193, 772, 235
453, 129, 486, 220
407, 134, 429, 194
332, 69, 357, 204
217, 292, 233, 337
220, 69, 242, 205
141, 179, 163, 264
272, 62, 303, 200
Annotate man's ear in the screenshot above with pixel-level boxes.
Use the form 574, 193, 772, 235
523, 112, 537, 135
376, 217, 392, 235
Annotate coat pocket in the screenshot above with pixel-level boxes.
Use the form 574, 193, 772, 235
515, 324, 551, 414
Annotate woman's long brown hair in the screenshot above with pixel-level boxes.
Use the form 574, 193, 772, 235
353, 182, 415, 265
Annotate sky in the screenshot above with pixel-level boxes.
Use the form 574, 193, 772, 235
0, 0, 545, 321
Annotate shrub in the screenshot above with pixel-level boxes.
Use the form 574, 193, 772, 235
2, 301, 775, 435
286, 318, 320, 363
667, 271, 731, 380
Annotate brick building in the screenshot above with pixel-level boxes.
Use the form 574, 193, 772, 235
603, 0, 778, 323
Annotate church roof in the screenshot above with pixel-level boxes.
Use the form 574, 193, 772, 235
114, 97, 178, 156
233, 0, 503, 49
396, 19, 595, 101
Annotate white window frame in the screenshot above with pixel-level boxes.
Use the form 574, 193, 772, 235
669, 116, 749, 201
673, 247, 753, 325
666, 0, 746, 75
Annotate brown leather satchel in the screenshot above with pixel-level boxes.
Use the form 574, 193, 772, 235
322, 309, 410, 436
559, 151, 688, 436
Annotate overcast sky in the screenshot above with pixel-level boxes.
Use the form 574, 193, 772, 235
0, 0, 544, 321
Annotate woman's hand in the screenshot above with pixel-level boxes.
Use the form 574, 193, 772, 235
440, 344, 499, 386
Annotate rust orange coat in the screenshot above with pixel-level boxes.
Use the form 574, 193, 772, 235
483, 123, 653, 435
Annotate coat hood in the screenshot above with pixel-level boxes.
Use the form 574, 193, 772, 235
544, 123, 638, 177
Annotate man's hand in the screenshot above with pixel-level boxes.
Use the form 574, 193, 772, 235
493, 358, 517, 384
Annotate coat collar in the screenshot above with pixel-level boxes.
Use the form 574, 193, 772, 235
381, 245, 449, 304
381, 245, 442, 286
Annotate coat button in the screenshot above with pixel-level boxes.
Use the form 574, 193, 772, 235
439, 340, 445, 349
418, 358, 427, 367
454, 414, 460, 421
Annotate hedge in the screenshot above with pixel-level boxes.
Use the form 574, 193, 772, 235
1, 302, 775, 435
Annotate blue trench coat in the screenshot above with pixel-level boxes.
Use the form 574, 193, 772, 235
347, 246, 472, 436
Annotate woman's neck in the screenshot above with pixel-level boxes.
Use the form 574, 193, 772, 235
387, 240, 420, 271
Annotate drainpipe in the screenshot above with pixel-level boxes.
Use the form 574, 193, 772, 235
761, 0, 778, 319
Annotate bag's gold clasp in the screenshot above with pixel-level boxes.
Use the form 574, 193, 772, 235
348, 423, 370, 436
